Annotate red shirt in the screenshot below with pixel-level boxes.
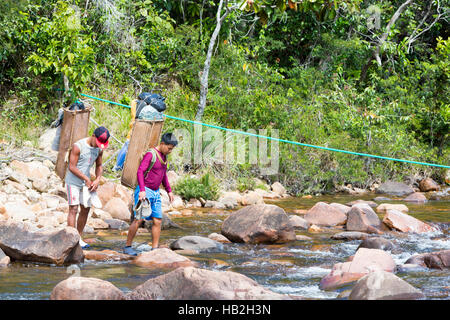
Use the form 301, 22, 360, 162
137, 148, 171, 193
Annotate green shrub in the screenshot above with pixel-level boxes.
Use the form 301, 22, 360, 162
236, 176, 256, 193
173, 172, 220, 201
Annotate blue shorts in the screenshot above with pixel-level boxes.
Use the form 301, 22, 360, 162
133, 186, 163, 220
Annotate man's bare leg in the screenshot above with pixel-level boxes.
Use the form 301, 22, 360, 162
126, 218, 144, 247
151, 218, 162, 249
76, 205, 90, 236
67, 205, 78, 228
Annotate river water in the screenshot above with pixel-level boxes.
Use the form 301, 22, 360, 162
0, 193, 449, 300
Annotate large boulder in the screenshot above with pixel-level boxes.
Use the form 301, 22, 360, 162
39, 127, 57, 152
133, 248, 196, 269
221, 204, 296, 244
419, 178, 440, 192
319, 248, 396, 290
405, 250, 450, 270
170, 236, 223, 252
304, 202, 347, 227
349, 271, 425, 300
346, 206, 381, 232
330, 203, 352, 215
0, 221, 84, 265
114, 184, 132, 205
376, 181, 414, 196
96, 182, 116, 206
50, 277, 125, 300
126, 266, 290, 300
103, 197, 130, 221
382, 209, 436, 233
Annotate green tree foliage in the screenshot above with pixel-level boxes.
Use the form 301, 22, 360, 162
0, 0, 448, 193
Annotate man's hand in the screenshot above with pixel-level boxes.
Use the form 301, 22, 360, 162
85, 178, 93, 190
168, 192, 174, 203
139, 191, 146, 201
89, 178, 100, 191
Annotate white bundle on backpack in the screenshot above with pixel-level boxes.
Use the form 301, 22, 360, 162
137, 105, 163, 120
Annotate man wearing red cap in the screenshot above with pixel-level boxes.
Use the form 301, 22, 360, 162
65, 126, 110, 249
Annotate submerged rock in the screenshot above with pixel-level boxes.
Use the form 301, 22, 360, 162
357, 237, 395, 252
331, 231, 370, 241
126, 266, 291, 300
170, 235, 223, 252
83, 249, 135, 262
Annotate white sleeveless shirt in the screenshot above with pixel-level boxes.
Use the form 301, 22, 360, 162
65, 138, 100, 187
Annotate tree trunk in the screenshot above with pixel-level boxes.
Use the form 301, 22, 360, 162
358, 0, 413, 85
195, 0, 231, 121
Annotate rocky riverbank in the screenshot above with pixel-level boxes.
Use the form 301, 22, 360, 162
0, 140, 449, 300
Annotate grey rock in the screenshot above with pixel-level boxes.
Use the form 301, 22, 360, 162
376, 181, 414, 196
170, 236, 223, 252
357, 237, 395, 251
349, 271, 425, 300
0, 221, 83, 265
126, 266, 291, 300
104, 218, 129, 230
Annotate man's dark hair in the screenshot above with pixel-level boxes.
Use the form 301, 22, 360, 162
161, 132, 178, 146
